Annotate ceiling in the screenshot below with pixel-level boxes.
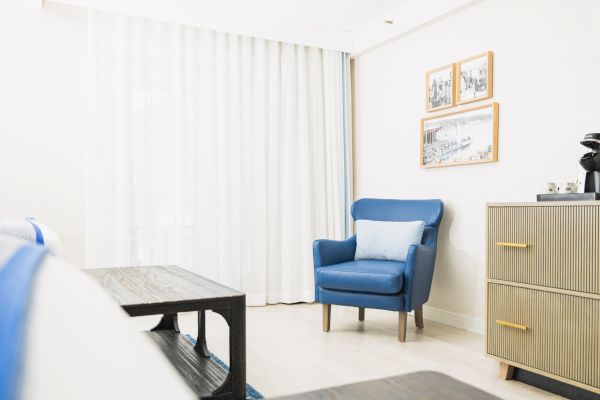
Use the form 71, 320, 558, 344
46, 0, 476, 54
209, 0, 407, 31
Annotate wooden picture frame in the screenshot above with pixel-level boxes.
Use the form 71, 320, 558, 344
425, 63, 456, 112
420, 102, 499, 168
456, 51, 493, 105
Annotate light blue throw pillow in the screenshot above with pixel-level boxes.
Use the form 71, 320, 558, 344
354, 220, 425, 262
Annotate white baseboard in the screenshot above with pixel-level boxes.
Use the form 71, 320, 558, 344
419, 305, 484, 335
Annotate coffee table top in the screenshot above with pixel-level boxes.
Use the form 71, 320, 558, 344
83, 265, 244, 316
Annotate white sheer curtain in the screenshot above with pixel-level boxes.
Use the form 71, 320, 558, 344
85, 11, 350, 305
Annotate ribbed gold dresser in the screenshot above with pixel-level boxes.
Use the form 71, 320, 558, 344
486, 202, 600, 394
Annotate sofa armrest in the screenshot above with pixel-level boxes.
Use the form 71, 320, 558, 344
313, 236, 357, 269
403, 244, 437, 310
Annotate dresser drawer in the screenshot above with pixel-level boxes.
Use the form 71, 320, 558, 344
487, 205, 600, 294
487, 283, 600, 388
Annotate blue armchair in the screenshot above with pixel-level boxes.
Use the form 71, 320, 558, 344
313, 198, 444, 342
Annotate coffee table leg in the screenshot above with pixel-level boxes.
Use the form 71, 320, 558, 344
229, 296, 246, 399
212, 297, 246, 399
194, 310, 210, 358
151, 313, 179, 332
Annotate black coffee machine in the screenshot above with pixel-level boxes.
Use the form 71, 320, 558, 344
580, 133, 600, 193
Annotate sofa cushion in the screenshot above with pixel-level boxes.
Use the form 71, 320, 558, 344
315, 260, 405, 295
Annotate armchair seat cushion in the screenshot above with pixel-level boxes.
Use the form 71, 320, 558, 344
315, 260, 405, 295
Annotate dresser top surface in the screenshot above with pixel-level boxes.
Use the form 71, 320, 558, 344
487, 201, 600, 207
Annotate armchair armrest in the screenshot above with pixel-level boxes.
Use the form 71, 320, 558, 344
313, 236, 356, 269
403, 244, 437, 310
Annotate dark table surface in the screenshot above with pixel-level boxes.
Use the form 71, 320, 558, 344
83, 265, 243, 316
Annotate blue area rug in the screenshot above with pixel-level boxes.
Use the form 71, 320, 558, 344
183, 334, 264, 400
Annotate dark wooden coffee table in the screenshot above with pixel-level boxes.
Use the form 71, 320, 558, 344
84, 265, 246, 400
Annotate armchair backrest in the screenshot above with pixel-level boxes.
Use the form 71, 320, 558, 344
351, 198, 444, 247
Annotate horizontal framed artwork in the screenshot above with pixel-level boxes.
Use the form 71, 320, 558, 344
425, 63, 456, 112
456, 51, 493, 105
420, 102, 499, 168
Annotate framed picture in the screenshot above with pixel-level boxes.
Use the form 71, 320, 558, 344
420, 102, 499, 168
456, 51, 493, 105
425, 63, 455, 112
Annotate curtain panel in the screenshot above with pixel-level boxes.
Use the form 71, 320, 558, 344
85, 11, 350, 305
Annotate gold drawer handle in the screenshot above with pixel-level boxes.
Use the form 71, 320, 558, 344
496, 320, 527, 331
496, 242, 528, 248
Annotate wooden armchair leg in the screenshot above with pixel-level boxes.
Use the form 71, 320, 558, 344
414, 305, 424, 329
323, 304, 331, 332
398, 312, 407, 342
358, 307, 365, 321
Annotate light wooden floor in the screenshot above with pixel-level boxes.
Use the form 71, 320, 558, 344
131, 303, 563, 399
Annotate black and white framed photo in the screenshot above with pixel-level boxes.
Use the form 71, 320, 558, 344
425, 63, 455, 112
456, 51, 493, 105
420, 103, 499, 168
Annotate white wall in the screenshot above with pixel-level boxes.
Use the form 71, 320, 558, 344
0, 1, 87, 265
353, 0, 600, 332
